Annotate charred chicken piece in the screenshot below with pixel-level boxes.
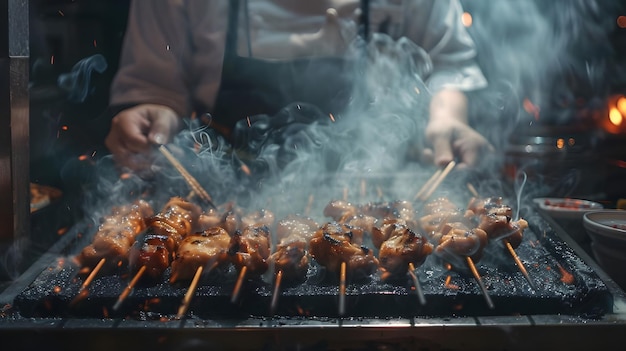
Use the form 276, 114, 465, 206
126, 197, 202, 281
269, 215, 320, 283
128, 232, 172, 282
169, 227, 232, 283
378, 222, 434, 278
229, 224, 272, 276
77, 199, 154, 270
309, 222, 379, 279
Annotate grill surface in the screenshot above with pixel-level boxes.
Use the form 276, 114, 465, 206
10, 207, 613, 319
1, 207, 626, 351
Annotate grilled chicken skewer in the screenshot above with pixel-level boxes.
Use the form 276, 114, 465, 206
77, 199, 154, 273
113, 197, 202, 310
268, 215, 319, 314
309, 221, 379, 316
229, 224, 273, 303
72, 199, 154, 306
466, 196, 533, 289
418, 197, 493, 308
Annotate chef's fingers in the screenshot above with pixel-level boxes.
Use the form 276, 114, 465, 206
106, 108, 151, 154
146, 106, 179, 146
430, 133, 455, 168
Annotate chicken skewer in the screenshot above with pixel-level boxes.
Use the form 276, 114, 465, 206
418, 197, 493, 309
229, 224, 272, 303
268, 215, 319, 314
113, 197, 201, 310
466, 196, 534, 289
309, 221, 379, 316
72, 200, 154, 305
324, 199, 431, 304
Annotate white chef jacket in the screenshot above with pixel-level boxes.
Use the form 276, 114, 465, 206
110, 0, 487, 118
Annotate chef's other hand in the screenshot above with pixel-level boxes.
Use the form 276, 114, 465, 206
423, 89, 494, 169
105, 104, 180, 174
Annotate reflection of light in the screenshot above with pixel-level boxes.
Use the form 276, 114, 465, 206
609, 107, 623, 126
568, 138, 575, 147
618, 16, 626, 28
617, 96, 626, 115
556, 138, 565, 149
462, 12, 473, 27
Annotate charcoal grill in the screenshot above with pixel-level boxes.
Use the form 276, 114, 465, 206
2, 200, 626, 351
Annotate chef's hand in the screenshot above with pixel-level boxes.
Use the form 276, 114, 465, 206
423, 89, 494, 168
105, 104, 181, 174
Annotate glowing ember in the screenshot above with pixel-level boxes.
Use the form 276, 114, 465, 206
78, 155, 89, 161
120, 173, 133, 180
57, 227, 68, 236
618, 15, 626, 28
557, 263, 575, 285
523, 98, 540, 120
52, 286, 62, 294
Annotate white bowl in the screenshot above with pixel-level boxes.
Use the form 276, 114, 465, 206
585, 211, 626, 290
583, 210, 626, 246
533, 197, 604, 220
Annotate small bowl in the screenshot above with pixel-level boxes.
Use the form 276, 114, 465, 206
585, 211, 626, 290
583, 210, 626, 248
533, 197, 604, 220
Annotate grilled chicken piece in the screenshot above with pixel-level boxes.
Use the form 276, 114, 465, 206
371, 218, 408, 249
467, 197, 528, 249
378, 223, 433, 278
170, 227, 232, 283
77, 200, 154, 270
435, 223, 489, 262
128, 233, 172, 281
269, 215, 320, 283
323, 200, 358, 222
229, 224, 272, 276
125, 197, 202, 282
309, 222, 379, 279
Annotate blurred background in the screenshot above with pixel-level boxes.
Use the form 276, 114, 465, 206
27, 0, 626, 202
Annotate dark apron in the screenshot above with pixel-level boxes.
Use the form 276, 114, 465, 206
209, 0, 370, 146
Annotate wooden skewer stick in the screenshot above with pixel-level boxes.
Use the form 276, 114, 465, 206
70, 258, 106, 307
176, 265, 204, 319
158, 145, 216, 209
231, 266, 248, 304
80, 258, 106, 293
419, 160, 456, 202
467, 183, 479, 198
269, 270, 283, 315
338, 261, 347, 317
407, 262, 427, 306
113, 265, 146, 311
505, 241, 537, 290
414, 169, 442, 201
466, 256, 494, 309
